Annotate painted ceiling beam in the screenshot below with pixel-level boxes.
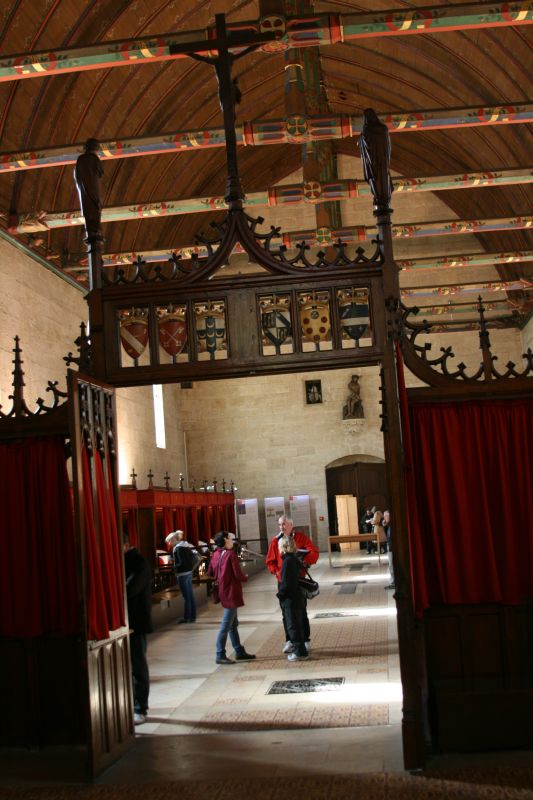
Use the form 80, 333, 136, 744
95, 215, 532, 266
9, 167, 533, 233
397, 250, 533, 271
0, 3, 531, 83
414, 301, 512, 314
63, 249, 533, 273
404, 281, 531, 299
1, 103, 531, 174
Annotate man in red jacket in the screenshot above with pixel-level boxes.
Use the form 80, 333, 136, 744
266, 515, 319, 655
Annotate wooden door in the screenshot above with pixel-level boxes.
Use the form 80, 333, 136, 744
69, 371, 134, 778
326, 462, 388, 536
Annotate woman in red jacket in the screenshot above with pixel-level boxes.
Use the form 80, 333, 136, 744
208, 531, 256, 665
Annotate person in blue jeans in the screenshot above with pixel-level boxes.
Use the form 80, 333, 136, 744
166, 530, 201, 624
207, 531, 256, 665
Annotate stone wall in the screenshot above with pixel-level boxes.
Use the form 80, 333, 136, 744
0, 238, 185, 484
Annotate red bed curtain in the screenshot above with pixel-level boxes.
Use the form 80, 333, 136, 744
127, 509, 138, 547
400, 381, 533, 615
0, 436, 79, 637
82, 445, 125, 639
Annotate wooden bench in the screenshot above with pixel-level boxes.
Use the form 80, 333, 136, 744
327, 533, 383, 566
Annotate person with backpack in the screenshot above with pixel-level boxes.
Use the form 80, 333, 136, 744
165, 530, 202, 624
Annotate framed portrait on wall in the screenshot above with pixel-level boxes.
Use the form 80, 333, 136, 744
305, 379, 322, 404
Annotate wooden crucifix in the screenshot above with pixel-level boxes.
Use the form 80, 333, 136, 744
170, 15, 276, 207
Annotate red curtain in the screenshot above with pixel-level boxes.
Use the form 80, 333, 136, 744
175, 507, 188, 538
404, 395, 533, 615
127, 509, 138, 547
0, 436, 79, 637
97, 451, 125, 630
226, 502, 236, 534
211, 505, 222, 535
188, 507, 199, 545
82, 446, 125, 639
162, 507, 174, 543
200, 505, 211, 542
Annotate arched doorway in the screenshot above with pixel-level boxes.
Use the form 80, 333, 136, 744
325, 454, 388, 540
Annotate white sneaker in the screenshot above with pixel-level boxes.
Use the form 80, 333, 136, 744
288, 652, 309, 662
134, 713, 147, 725
282, 641, 295, 654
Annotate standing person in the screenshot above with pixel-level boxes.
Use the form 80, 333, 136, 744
266, 515, 319, 654
383, 510, 395, 590
360, 507, 374, 554
124, 535, 153, 725
277, 536, 309, 661
371, 506, 387, 555
165, 530, 200, 624
207, 531, 256, 665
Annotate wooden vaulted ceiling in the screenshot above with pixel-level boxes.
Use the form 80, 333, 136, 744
0, 0, 531, 324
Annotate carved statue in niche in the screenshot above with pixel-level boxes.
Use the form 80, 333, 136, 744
343, 374, 364, 420
358, 108, 394, 213
74, 138, 104, 239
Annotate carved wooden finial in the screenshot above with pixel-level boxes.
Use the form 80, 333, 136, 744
222, 478, 227, 492
11, 336, 28, 417
230, 479, 235, 493
130, 467, 137, 488
179, 473, 184, 491
164, 471, 170, 490
202, 478, 207, 491
147, 469, 154, 487
213, 478, 218, 492
64, 321, 92, 374
191, 477, 196, 491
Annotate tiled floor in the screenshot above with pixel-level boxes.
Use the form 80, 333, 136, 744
100, 549, 405, 783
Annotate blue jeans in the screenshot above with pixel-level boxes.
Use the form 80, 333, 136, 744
216, 607, 244, 658
177, 572, 196, 622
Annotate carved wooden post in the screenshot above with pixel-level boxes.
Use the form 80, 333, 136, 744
130, 468, 137, 488
360, 108, 428, 768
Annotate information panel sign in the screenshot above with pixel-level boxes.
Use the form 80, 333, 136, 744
264, 496, 285, 538
236, 498, 261, 552
289, 494, 312, 538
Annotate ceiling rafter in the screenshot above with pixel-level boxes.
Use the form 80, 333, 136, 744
1, 103, 531, 174
0, 3, 531, 83
8, 167, 533, 233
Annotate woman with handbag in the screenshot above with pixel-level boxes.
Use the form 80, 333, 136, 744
277, 536, 309, 662
207, 531, 256, 665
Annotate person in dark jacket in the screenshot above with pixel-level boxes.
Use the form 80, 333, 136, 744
277, 535, 309, 661
165, 529, 201, 624
124, 535, 153, 725
207, 531, 256, 665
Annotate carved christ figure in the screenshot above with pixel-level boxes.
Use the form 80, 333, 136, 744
74, 138, 104, 238
343, 374, 364, 420
358, 108, 393, 212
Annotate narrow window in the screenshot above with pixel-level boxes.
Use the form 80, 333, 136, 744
153, 384, 166, 449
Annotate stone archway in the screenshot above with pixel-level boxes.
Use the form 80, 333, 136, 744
325, 453, 387, 538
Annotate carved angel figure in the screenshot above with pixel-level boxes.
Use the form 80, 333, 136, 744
74, 138, 104, 238
358, 108, 393, 212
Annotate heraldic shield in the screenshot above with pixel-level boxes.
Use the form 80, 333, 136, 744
120, 312, 149, 362
300, 300, 330, 344
196, 307, 226, 360
158, 309, 187, 358
261, 302, 292, 355
339, 300, 370, 344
